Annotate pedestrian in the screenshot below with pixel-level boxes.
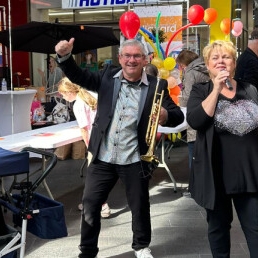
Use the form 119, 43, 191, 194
187, 40, 258, 258
55, 38, 184, 258
235, 28, 258, 89
176, 50, 209, 168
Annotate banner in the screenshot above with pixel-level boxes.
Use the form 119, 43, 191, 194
62, 0, 157, 9
134, 5, 182, 57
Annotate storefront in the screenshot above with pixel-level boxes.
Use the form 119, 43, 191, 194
0, 0, 256, 87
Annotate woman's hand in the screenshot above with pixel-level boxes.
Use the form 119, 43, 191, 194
212, 70, 230, 93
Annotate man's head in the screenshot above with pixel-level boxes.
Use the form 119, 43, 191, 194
248, 29, 258, 55
118, 39, 147, 82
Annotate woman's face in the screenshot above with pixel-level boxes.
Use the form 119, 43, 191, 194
206, 47, 236, 78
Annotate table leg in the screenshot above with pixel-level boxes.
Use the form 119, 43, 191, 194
158, 134, 177, 192
41, 155, 54, 200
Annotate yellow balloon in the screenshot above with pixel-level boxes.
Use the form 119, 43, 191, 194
151, 57, 164, 69
159, 68, 170, 79
163, 57, 176, 71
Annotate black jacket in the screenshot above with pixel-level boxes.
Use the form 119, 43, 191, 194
187, 80, 258, 210
59, 56, 184, 162
235, 47, 258, 89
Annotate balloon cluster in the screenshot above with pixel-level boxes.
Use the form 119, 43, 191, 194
220, 18, 243, 37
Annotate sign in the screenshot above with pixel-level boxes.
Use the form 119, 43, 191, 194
135, 5, 183, 56
62, 0, 157, 9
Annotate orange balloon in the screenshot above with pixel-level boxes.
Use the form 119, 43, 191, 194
167, 76, 177, 89
171, 95, 179, 105
220, 18, 231, 35
204, 8, 218, 25
169, 85, 180, 96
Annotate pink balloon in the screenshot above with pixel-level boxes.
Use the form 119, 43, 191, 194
232, 29, 242, 37
233, 21, 243, 33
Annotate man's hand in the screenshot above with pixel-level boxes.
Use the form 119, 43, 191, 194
55, 38, 75, 57
159, 107, 168, 126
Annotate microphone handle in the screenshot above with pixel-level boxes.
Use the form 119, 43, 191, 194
225, 78, 233, 91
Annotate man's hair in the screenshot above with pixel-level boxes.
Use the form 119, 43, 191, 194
176, 50, 199, 67
118, 39, 148, 56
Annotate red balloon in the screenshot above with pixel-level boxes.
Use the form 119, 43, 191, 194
188, 5, 205, 25
119, 11, 140, 39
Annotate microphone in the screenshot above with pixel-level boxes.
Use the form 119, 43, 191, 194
225, 78, 233, 91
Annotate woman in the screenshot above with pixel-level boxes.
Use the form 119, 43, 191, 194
38, 56, 64, 102
58, 77, 111, 218
187, 40, 258, 257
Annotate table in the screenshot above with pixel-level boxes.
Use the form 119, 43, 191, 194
0, 121, 82, 199
157, 107, 188, 192
0, 90, 37, 136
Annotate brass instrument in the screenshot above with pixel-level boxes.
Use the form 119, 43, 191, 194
141, 77, 164, 168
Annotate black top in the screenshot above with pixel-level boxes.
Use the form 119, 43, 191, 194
213, 89, 258, 193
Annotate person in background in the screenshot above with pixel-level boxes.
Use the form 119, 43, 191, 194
144, 63, 158, 77
80, 51, 98, 72
58, 77, 111, 218
235, 28, 258, 89
187, 40, 258, 258
38, 56, 64, 101
176, 50, 209, 169
55, 38, 184, 258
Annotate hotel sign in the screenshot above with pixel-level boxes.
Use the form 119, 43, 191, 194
62, 0, 162, 9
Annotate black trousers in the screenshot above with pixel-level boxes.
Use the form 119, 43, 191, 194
78, 160, 152, 258
206, 192, 258, 258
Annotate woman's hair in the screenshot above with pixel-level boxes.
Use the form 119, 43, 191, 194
145, 63, 158, 77
203, 40, 237, 64
58, 77, 97, 110
118, 39, 148, 56
176, 50, 199, 67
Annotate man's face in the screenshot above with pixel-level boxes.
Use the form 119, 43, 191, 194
118, 45, 146, 81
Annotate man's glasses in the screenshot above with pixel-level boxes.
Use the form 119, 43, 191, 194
120, 54, 145, 61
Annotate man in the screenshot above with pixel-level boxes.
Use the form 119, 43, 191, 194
235, 29, 258, 88
55, 38, 184, 258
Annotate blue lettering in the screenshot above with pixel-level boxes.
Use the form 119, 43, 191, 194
116, 0, 126, 4
80, 0, 89, 6
91, 0, 101, 6
79, 0, 140, 7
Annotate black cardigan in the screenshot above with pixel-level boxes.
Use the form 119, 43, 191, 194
187, 80, 258, 210
58, 55, 184, 163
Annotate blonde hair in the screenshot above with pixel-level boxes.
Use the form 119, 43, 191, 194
58, 77, 97, 110
203, 40, 237, 65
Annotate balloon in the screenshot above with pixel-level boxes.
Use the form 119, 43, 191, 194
151, 57, 164, 69
159, 68, 170, 79
138, 30, 158, 57
232, 29, 242, 37
170, 95, 179, 105
204, 8, 218, 25
169, 85, 181, 96
233, 20, 243, 33
188, 5, 205, 25
167, 76, 177, 89
155, 12, 163, 59
140, 27, 165, 59
165, 23, 192, 57
119, 11, 140, 39
220, 18, 231, 35
163, 57, 176, 71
